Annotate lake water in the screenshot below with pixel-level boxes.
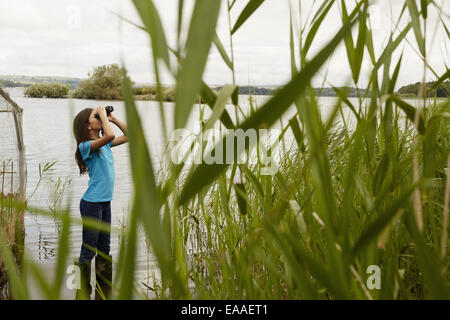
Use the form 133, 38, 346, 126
2, 87, 420, 299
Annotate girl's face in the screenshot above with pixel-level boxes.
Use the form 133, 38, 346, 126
87, 110, 102, 131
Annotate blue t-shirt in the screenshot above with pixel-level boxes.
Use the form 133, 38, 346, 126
78, 140, 115, 202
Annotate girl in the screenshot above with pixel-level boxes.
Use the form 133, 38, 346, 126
73, 106, 128, 299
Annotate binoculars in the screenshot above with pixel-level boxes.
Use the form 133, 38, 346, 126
95, 106, 114, 120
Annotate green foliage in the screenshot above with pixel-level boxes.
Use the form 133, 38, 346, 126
133, 87, 158, 96
24, 83, 69, 98
397, 80, 450, 97
70, 64, 132, 100
133, 86, 175, 102
231, 0, 266, 35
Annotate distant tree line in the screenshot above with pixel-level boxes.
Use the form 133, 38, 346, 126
214, 85, 272, 95
218, 86, 368, 97
25, 78, 80, 89
313, 87, 368, 97
0, 80, 30, 88
69, 64, 175, 102
25, 83, 69, 98
17, 66, 449, 102
235, 86, 273, 95
133, 86, 175, 102
397, 81, 449, 97
14, 64, 174, 102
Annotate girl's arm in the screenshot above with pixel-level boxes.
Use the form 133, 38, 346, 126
109, 114, 128, 147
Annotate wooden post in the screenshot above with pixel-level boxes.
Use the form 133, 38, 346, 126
10, 162, 13, 216
0, 88, 26, 299
10, 162, 13, 195
1, 162, 4, 197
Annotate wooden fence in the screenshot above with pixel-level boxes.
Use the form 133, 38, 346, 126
0, 160, 24, 300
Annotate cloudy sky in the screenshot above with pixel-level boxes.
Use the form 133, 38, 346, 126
0, 0, 448, 88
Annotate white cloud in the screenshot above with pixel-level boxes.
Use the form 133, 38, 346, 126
0, 0, 448, 88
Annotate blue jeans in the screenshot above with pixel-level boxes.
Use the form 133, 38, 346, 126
79, 198, 111, 263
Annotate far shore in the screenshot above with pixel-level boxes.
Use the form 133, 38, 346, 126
3, 86, 448, 101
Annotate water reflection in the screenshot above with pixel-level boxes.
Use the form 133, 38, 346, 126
37, 233, 56, 260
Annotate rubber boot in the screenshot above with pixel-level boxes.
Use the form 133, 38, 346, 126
75, 260, 92, 300
95, 255, 112, 300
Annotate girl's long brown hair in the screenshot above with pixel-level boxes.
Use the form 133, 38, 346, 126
73, 108, 99, 175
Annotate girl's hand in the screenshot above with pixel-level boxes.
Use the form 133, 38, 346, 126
96, 106, 107, 120
107, 113, 116, 122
